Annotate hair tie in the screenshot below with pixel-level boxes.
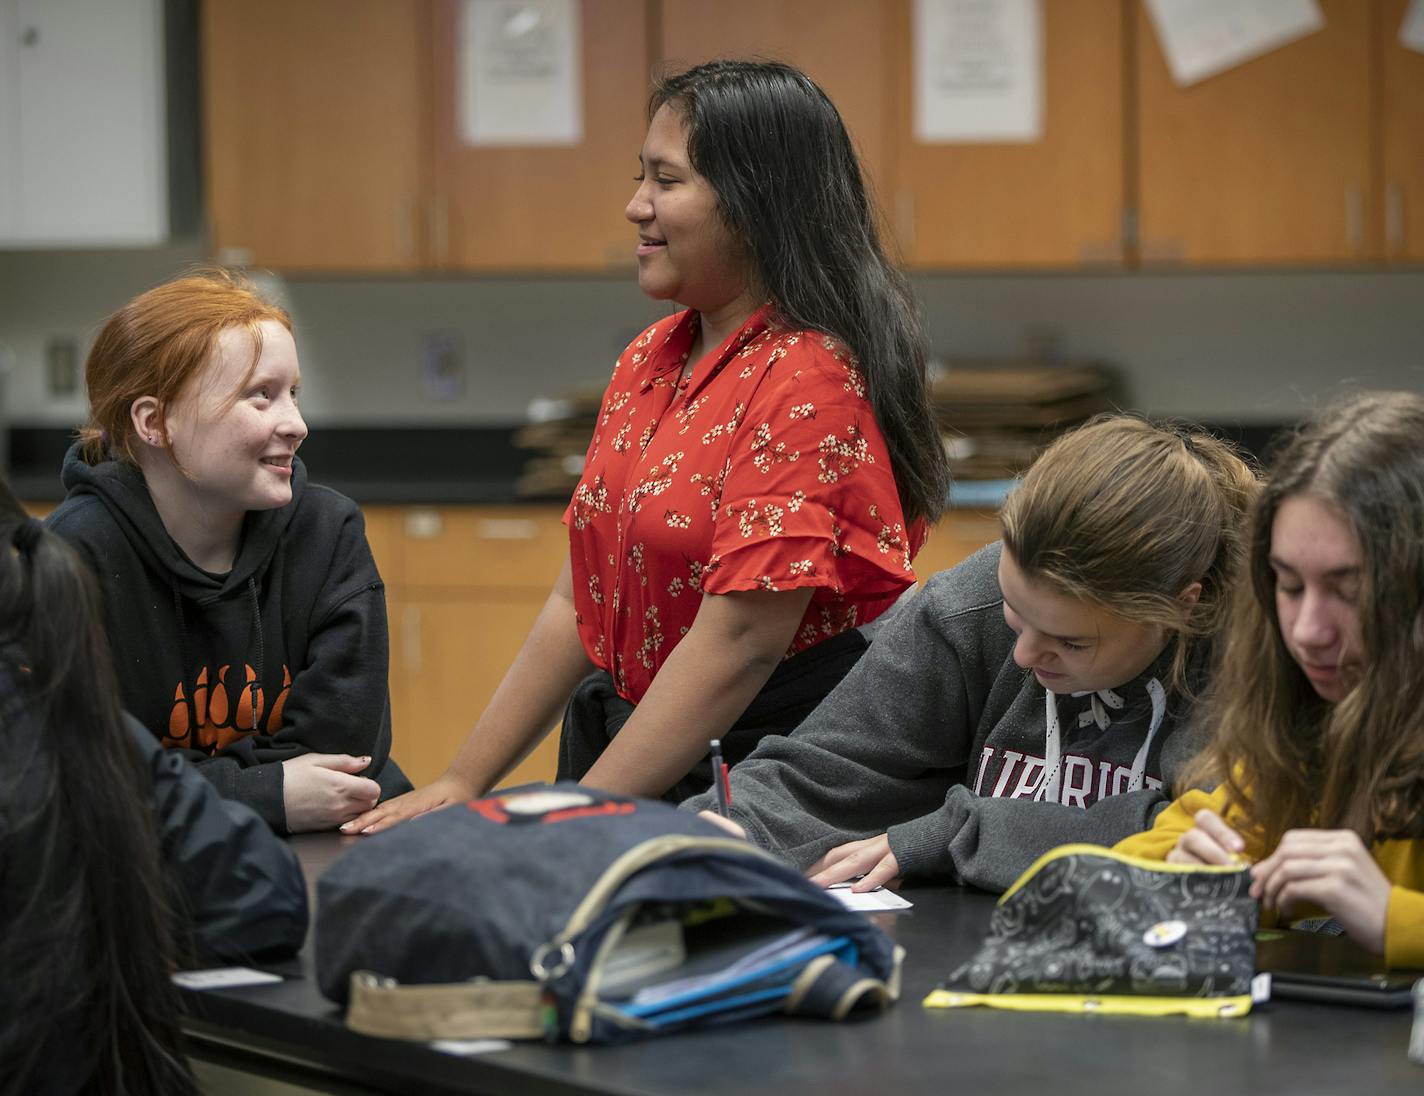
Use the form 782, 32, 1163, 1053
12, 516, 44, 554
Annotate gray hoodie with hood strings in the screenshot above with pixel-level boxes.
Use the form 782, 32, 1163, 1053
682, 543, 1209, 892
46, 443, 402, 831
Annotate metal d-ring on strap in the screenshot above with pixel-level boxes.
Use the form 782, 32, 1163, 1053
530, 940, 576, 982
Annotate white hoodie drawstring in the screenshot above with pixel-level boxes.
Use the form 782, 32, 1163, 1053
1128, 679, 1167, 793
1038, 678, 1166, 803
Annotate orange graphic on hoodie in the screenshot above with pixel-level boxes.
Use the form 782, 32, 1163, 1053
164, 664, 292, 753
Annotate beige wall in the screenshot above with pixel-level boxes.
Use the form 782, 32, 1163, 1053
1, 245, 1421, 426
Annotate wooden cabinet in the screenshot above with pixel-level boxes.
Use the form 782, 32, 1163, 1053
429, 0, 651, 271
204, 0, 647, 273
1381, 0, 1424, 263
914, 509, 1001, 579
202, 0, 430, 272
620, 0, 1128, 273
1135, 0, 1375, 265
889, 0, 1126, 269
200, 0, 1421, 273
367, 505, 568, 789
655, 0, 893, 204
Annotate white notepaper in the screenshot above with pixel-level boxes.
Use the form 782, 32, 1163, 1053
1142, 0, 1324, 87
459, 0, 582, 146
1401, 0, 1424, 53
827, 882, 914, 911
914, 0, 1043, 144
172, 967, 283, 990
431, 1039, 514, 1055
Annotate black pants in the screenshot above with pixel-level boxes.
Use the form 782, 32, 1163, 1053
556, 628, 869, 803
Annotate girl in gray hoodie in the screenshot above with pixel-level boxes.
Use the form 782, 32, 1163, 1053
685, 416, 1258, 893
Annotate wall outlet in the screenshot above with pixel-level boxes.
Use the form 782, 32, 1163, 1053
46, 336, 79, 397
421, 331, 465, 401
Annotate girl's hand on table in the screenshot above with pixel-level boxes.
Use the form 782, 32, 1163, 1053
807, 834, 902, 893
282, 753, 380, 833
1251, 828, 1391, 954
340, 771, 475, 835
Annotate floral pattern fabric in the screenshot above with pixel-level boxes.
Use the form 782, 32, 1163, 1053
566, 306, 921, 703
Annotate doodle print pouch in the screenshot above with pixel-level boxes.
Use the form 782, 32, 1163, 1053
924, 844, 1258, 1019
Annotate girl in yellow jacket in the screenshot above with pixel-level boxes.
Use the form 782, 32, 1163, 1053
1117, 392, 1424, 969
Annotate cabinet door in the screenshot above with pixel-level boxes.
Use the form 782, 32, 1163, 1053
0, 0, 167, 245
360, 505, 406, 588
397, 506, 569, 591
890, 0, 1126, 269
430, 0, 651, 271
914, 509, 1001, 581
202, 0, 429, 272
1381, 0, 1424, 263
655, 0, 892, 204
1135, 0, 1374, 265
388, 595, 561, 788
383, 505, 569, 787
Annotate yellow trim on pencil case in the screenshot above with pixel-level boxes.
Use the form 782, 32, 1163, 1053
998, 843, 1247, 904
922, 988, 1253, 1019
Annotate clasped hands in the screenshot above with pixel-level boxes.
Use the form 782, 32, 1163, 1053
1169, 808, 1391, 954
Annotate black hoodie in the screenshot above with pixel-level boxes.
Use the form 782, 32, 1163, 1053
47, 443, 400, 830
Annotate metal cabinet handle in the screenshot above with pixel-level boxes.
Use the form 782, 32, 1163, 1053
432, 194, 449, 263
1345, 183, 1364, 255
1385, 181, 1404, 256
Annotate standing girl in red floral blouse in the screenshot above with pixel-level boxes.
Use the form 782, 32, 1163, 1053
349, 59, 949, 830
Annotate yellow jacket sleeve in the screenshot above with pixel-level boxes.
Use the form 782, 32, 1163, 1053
1113, 786, 1232, 861
1385, 886, 1424, 969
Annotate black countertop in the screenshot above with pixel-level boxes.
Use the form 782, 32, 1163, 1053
179, 832, 1424, 1096
7, 425, 538, 505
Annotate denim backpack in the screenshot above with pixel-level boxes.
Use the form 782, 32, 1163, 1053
316, 784, 903, 1043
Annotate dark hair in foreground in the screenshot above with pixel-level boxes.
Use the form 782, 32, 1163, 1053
651, 59, 950, 526
0, 480, 194, 1093
1188, 392, 1424, 850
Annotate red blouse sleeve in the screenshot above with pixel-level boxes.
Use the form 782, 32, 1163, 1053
702, 335, 916, 601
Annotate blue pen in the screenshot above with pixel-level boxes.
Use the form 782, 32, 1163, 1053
709, 738, 730, 818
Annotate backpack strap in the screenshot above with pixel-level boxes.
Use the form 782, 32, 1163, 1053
784, 944, 905, 1020
345, 972, 547, 1041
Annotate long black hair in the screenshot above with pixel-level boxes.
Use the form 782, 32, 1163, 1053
0, 479, 194, 1094
651, 59, 950, 526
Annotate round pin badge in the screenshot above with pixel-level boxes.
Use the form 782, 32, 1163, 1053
500, 790, 596, 815
1143, 920, 1188, 948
